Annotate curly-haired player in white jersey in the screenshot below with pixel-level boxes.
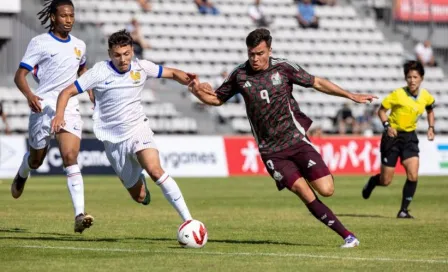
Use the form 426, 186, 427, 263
51, 30, 205, 223
12, 0, 94, 233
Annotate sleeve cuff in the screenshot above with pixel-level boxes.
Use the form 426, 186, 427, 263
19, 62, 33, 71
381, 101, 390, 109
74, 80, 83, 93
79, 62, 86, 68
157, 65, 163, 78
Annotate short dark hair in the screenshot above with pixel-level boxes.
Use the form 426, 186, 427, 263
404, 60, 425, 77
246, 28, 272, 48
37, 0, 74, 30
108, 30, 133, 49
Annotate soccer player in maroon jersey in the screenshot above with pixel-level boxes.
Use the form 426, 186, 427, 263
189, 28, 377, 248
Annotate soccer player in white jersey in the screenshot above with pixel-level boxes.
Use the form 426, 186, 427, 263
51, 30, 199, 223
11, 0, 94, 233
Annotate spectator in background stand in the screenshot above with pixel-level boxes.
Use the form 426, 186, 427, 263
415, 40, 437, 67
126, 18, 151, 60
194, 0, 219, 15
293, 0, 336, 5
308, 126, 323, 138
248, 0, 271, 28
214, 69, 242, 103
0, 101, 11, 134
297, 0, 319, 29
312, 0, 336, 6
335, 103, 359, 134
137, 0, 151, 12
357, 105, 382, 136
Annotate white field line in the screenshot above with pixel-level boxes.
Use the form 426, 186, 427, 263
3, 245, 447, 265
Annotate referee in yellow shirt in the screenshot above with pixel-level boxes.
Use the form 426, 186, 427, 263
362, 61, 435, 218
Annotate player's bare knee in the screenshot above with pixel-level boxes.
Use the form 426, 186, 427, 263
318, 186, 334, 197
407, 173, 418, 182
61, 150, 78, 166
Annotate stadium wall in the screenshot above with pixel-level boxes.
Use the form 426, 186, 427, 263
1, 135, 447, 178
0, 11, 42, 84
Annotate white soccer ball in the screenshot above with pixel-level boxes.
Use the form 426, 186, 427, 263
177, 219, 208, 248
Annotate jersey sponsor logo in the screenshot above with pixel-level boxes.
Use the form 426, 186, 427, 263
243, 81, 252, 88
130, 70, 141, 84
271, 72, 282, 85
105, 80, 114, 85
74, 47, 82, 60
50, 53, 59, 58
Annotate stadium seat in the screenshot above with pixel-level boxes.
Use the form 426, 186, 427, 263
49, 0, 448, 134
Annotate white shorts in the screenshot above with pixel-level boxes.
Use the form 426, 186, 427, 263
103, 125, 158, 189
28, 106, 83, 150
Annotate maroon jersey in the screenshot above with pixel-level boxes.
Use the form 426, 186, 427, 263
216, 57, 314, 155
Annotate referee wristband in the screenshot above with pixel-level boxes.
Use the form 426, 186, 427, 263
383, 121, 390, 129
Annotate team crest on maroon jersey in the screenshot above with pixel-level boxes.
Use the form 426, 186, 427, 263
273, 170, 283, 181
271, 72, 282, 85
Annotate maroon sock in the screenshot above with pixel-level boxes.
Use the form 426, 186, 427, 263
306, 199, 352, 239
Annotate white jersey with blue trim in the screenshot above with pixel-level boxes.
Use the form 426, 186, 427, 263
20, 32, 87, 115
75, 59, 163, 143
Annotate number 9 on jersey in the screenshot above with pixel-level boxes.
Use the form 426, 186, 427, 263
260, 89, 270, 104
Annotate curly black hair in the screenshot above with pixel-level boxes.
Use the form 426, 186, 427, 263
37, 0, 74, 30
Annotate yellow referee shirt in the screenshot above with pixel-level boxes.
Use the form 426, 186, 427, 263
382, 87, 435, 132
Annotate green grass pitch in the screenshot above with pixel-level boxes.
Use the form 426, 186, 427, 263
1, 176, 447, 271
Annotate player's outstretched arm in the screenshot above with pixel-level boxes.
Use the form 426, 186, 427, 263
161, 67, 195, 86
189, 80, 223, 106
313, 77, 377, 104
51, 84, 79, 133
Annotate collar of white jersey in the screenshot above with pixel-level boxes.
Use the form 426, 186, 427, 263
108, 61, 132, 75
48, 31, 71, 43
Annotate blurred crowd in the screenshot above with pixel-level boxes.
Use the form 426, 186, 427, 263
0, 101, 10, 135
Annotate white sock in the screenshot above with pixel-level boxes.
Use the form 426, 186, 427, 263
66, 165, 85, 217
18, 152, 31, 178
156, 173, 192, 222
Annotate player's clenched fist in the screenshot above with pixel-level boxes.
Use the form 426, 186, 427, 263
51, 115, 66, 133
189, 80, 216, 97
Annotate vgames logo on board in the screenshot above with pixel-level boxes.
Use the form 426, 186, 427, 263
161, 152, 217, 168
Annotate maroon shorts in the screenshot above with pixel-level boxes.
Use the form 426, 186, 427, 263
261, 140, 331, 191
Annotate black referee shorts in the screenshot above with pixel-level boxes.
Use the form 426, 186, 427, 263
380, 131, 419, 167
